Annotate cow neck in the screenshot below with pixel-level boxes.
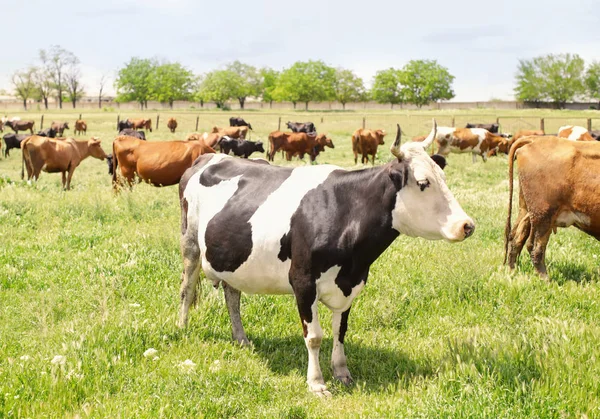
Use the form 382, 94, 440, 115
73, 140, 92, 160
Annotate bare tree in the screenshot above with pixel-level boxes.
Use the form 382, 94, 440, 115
98, 73, 109, 109
40, 45, 78, 109
66, 64, 85, 108
11, 67, 36, 110
33, 67, 53, 109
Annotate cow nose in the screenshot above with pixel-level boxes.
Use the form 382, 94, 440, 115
463, 222, 475, 238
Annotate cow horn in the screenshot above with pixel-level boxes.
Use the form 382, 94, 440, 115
421, 119, 438, 149
390, 124, 404, 160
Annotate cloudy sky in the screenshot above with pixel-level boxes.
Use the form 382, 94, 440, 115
2, 0, 599, 101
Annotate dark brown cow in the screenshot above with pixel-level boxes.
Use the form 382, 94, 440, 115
51, 121, 70, 136
112, 136, 215, 190
5, 120, 34, 134
268, 131, 332, 162
74, 120, 87, 135
211, 126, 248, 139
505, 136, 600, 278
129, 118, 153, 132
167, 118, 178, 133
352, 128, 386, 164
21, 135, 106, 190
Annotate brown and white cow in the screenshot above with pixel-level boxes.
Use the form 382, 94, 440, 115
167, 118, 178, 133
352, 128, 386, 164
186, 132, 223, 149
112, 136, 215, 190
21, 135, 106, 190
557, 125, 595, 142
432, 127, 509, 162
129, 118, 153, 132
505, 136, 600, 278
74, 120, 87, 135
211, 126, 248, 140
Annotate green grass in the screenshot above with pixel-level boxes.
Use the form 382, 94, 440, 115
1, 109, 600, 417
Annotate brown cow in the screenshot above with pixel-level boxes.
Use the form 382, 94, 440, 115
112, 136, 215, 190
74, 120, 87, 135
167, 118, 178, 133
5, 119, 34, 134
352, 128, 386, 164
557, 125, 595, 142
129, 118, 153, 132
211, 126, 248, 139
268, 131, 331, 161
433, 127, 509, 162
512, 129, 545, 142
504, 136, 600, 278
51, 121, 70, 136
185, 132, 222, 149
21, 135, 106, 190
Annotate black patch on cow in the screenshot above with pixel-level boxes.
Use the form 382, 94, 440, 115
202, 158, 293, 272
338, 309, 350, 343
181, 198, 189, 235
278, 232, 292, 262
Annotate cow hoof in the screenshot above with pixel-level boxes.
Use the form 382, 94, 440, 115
309, 383, 331, 397
233, 336, 251, 347
334, 374, 354, 386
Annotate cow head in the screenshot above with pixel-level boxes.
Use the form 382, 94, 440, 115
63, 122, 69, 130
255, 141, 265, 153
388, 119, 474, 242
375, 129, 386, 145
88, 137, 107, 160
211, 126, 220, 134
316, 134, 334, 149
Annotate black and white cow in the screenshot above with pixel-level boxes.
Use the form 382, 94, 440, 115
219, 137, 265, 158
178, 120, 475, 396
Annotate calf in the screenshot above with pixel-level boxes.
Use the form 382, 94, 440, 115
219, 137, 265, 158
352, 128, 386, 164
167, 117, 178, 133
3, 133, 30, 157
286, 121, 316, 133
229, 117, 253, 130
118, 129, 146, 140
75, 120, 87, 135
558, 125, 595, 141
177, 120, 474, 396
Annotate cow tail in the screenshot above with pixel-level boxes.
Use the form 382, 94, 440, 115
503, 137, 534, 264
112, 140, 119, 191
21, 142, 25, 179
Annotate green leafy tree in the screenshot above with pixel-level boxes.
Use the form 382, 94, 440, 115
151, 62, 195, 109
115, 58, 157, 110
585, 61, 600, 109
198, 70, 239, 109
226, 61, 262, 109
371, 68, 405, 109
39, 45, 78, 109
401, 60, 454, 107
11, 67, 36, 110
274, 60, 336, 110
260, 67, 279, 108
514, 59, 544, 105
333, 68, 365, 110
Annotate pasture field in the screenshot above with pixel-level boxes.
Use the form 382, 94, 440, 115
1, 109, 600, 417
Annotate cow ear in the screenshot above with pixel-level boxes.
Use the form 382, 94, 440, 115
388, 161, 408, 190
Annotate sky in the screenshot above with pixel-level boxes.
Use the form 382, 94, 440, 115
2, 0, 599, 102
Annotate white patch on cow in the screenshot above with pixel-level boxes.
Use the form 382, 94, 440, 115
556, 211, 591, 228
558, 125, 589, 141
200, 164, 341, 295
303, 298, 327, 394
316, 266, 364, 312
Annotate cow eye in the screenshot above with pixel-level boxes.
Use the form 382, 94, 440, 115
417, 179, 430, 191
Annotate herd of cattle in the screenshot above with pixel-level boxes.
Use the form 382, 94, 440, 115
3, 113, 600, 395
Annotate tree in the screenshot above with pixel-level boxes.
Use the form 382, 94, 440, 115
39, 45, 78, 109
226, 61, 262, 109
151, 62, 195, 109
260, 67, 279, 108
115, 58, 156, 110
333, 68, 365, 110
585, 61, 600, 109
401, 60, 454, 107
371, 68, 405, 109
11, 67, 36, 110
65, 62, 85, 108
515, 53, 585, 108
98, 73, 109, 109
274, 60, 336, 110
33, 66, 53, 110
198, 70, 239, 109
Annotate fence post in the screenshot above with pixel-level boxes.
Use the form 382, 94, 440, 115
156, 114, 160, 131
321, 117, 324, 123
117, 115, 120, 132
278, 116, 281, 131
362, 116, 366, 129
40, 115, 44, 130
540, 118, 545, 132
588, 118, 592, 131
78, 113, 82, 121
451, 116, 455, 127
195, 116, 199, 131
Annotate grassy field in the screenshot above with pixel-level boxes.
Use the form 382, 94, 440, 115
1, 109, 600, 417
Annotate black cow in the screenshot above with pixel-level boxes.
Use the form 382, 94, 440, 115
465, 123, 499, 133
117, 120, 133, 132
590, 130, 600, 140
229, 117, 253, 130
106, 154, 114, 175
286, 121, 317, 134
118, 129, 146, 140
37, 127, 58, 138
177, 120, 474, 396
3, 133, 30, 157
219, 137, 265, 158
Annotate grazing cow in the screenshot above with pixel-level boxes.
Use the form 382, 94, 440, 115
268, 131, 332, 162
129, 118, 153, 132
505, 136, 600, 278
433, 127, 509, 162
37, 127, 58, 138
75, 120, 87, 135
5, 119, 34, 134
51, 121, 69, 136
465, 123, 499, 133
558, 125, 595, 142
118, 129, 146, 140
3, 133, 30, 157
212, 126, 248, 140
229, 117, 253, 130
512, 129, 545, 142
177, 120, 474, 396
167, 118, 178, 133
117, 119, 133, 132
219, 137, 265, 158
286, 121, 317, 133
352, 128, 386, 164
112, 136, 215, 190
21, 136, 106, 190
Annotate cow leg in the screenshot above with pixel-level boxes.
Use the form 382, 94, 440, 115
65, 166, 76, 190
371, 153, 375, 165
178, 228, 201, 328
529, 218, 552, 278
331, 308, 352, 385
354, 152, 358, 164
61, 171, 67, 189
222, 283, 250, 346
508, 209, 531, 269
